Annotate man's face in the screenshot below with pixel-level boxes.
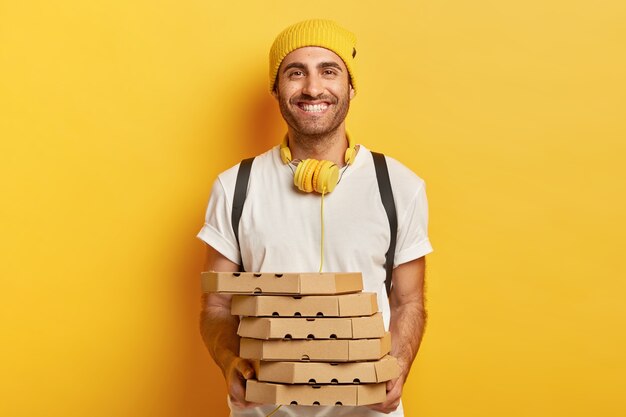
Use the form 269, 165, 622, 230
273, 46, 355, 138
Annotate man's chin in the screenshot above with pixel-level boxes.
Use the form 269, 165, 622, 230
293, 126, 337, 137
290, 118, 340, 134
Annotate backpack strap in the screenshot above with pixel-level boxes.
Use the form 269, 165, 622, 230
372, 152, 398, 297
231, 157, 255, 270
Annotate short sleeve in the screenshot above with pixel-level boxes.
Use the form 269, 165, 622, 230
196, 177, 241, 265
394, 180, 433, 267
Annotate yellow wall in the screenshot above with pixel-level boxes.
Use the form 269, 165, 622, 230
1, 1, 625, 416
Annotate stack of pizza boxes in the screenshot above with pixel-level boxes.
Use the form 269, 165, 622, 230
202, 271, 401, 407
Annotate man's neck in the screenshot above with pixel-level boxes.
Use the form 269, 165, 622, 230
286, 126, 349, 166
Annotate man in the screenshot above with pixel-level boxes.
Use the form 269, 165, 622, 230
198, 19, 433, 417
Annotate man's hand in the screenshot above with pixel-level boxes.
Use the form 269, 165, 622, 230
366, 376, 405, 414
223, 356, 261, 409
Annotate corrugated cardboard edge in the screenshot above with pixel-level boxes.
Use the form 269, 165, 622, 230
356, 383, 387, 405
254, 355, 401, 384
240, 338, 264, 360
339, 292, 378, 316
245, 380, 387, 406
375, 355, 402, 382
245, 380, 278, 404
237, 317, 272, 339
240, 336, 390, 362
238, 316, 353, 340
201, 271, 363, 295
231, 294, 340, 317
230, 295, 261, 316
350, 312, 385, 339
347, 332, 391, 361
240, 337, 351, 362
294, 272, 364, 294
201, 271, 299, 294
231, 293, 378, 317
238, 314, 383, 340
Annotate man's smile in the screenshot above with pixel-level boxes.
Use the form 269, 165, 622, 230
297, 102, 329, 113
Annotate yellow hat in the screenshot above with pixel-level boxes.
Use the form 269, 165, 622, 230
269, 19, 357, 93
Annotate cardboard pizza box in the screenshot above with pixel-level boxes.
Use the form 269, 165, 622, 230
231, 293, 378, 317
240, 332, 391, 362
252, 355, 401, 384
245, 380, 387, 406
238, 313, 385, 340
201, 272, 363, 295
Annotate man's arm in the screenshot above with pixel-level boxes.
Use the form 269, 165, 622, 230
199, 245, 259, 408
369, 256, 427, 413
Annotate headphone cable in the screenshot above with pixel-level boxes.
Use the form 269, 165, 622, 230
266, 405, 282, 417
319, 187, 326, 273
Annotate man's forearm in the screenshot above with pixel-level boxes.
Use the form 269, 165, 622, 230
200, 293, 240, 374
366, 258, 426, 414
200, 245, 242, 373
389, 300, 426, 376
388, 256, 427, 377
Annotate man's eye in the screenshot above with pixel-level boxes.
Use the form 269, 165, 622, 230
290, 71, 303, 77
323, 70, 337, 76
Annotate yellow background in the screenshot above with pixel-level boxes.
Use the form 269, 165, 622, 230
1, 1, 625, 416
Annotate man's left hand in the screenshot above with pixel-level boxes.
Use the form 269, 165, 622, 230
366, 376, 404, 414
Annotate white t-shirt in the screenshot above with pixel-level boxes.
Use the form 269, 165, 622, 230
198, 144, 433, 417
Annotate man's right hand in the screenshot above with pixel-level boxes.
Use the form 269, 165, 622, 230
224, 356, 261, 409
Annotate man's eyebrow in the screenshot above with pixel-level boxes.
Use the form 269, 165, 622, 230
318, 62, 343, 71
282, 61, 344, 73
282, 62, 306, 73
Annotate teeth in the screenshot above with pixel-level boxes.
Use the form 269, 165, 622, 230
301, 103, 328, 112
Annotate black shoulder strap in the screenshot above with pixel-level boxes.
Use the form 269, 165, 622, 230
372, 152, 398, 296
231, 157, 255, 268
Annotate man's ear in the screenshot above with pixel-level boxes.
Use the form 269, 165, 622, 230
271, 86, 279, 100
349, 84, 356, 100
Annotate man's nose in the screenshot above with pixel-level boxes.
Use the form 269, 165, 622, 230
302, 74, 324, 97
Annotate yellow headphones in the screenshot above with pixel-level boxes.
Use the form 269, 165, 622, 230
280, 135, 357, 194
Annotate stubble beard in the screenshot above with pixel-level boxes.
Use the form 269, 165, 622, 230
277, 92, 351, 147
